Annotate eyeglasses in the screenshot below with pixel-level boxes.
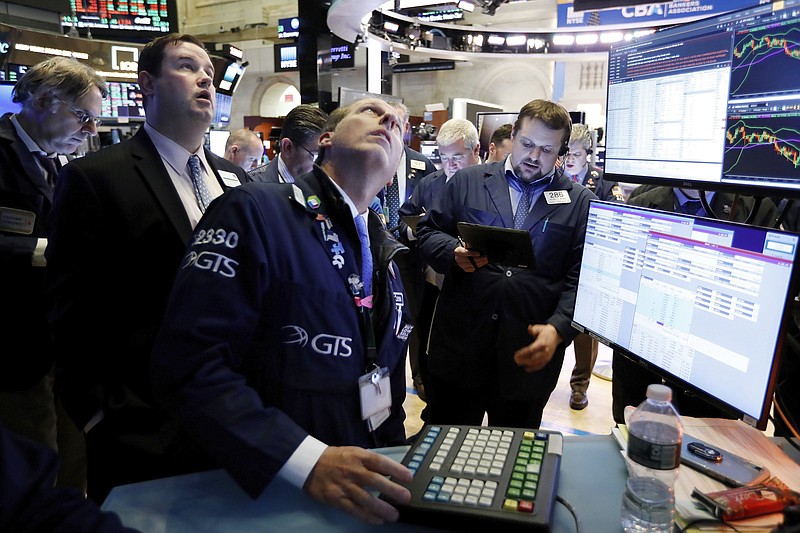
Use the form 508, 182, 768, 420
440, 153, 467, 164
54, 96, 102, 126
300, 145, 318, 161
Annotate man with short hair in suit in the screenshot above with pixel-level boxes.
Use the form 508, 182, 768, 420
223, 128, 263, 171
486, 123, 513, 163
46, 33, 249, 503
417, 99, 596, 429
0, 56, 107, 491
248, 104, 327, 183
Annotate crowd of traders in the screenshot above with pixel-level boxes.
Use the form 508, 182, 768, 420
2, 30, 798, 533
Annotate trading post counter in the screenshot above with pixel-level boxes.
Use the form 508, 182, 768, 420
102, 435, 626, 533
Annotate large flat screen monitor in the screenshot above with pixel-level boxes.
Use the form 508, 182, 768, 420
604, 0, 800, 198
573, 200, 800, 430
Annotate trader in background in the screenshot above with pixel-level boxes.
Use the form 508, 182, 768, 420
151, 98, 413, 524
486, 123, 513, 163
223, 128, 263, 171
46, 33, 248, 503
398, 117, 483, 400
417, 99, 596, 429
562, 123, 624, 410
248, 104, 327, 183
0, 56, 106, 491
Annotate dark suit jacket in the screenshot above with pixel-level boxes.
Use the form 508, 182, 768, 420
627, 186, 777, 228
380, 146, 436, 228
46, 127, 248, 450
247, 157, 279, 183
417, 162, 596, 400
0, 114, 57, 389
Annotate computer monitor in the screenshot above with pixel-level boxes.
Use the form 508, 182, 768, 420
100, 81, 145, 121
604, 0, 800, 198
213, 93, 232, 125
572, 200, 800, 430
0, 82, 20, 116
207, 130, 230, 158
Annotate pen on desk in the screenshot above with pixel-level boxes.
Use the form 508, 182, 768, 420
542, 218, 549, 233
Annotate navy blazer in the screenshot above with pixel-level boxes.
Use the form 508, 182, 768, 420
0, 114, 58, 389
248, 157, 280, 183
417, 162, 596, 399
47, 128, 249, 440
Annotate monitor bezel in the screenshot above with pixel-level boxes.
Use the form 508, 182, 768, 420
572, 199, 800, 430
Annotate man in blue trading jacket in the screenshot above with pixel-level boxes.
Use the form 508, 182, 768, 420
416, 99, 596, 429
150, 98, 414, 525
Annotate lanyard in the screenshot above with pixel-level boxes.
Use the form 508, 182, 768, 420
317, 212, 379, 373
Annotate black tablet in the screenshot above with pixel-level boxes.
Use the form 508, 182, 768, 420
457, 222, 535, 269
402, 214, 423, 233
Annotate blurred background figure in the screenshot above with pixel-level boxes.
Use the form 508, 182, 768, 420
223, 128, 263, 171
485, 123, 512, 163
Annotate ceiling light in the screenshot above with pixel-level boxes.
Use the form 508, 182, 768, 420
487, 35, 505, 46
505, 35, 526, 46
575, 33, 598, 45
458, 1, 475, 12
552, 34, 575, 46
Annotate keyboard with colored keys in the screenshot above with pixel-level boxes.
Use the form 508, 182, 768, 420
390, 424, 563, 531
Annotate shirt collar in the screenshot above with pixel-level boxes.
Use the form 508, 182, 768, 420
326, 173, 361, 219
10, 114, 48, 156
277, 154, 294, 183
144, 122, 209, 175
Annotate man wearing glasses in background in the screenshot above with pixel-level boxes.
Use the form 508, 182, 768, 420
249, 104, 327, 183
0, 56, 107, 493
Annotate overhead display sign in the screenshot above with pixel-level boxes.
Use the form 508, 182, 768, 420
277, 17, 300, 39
556, 0, 767, 27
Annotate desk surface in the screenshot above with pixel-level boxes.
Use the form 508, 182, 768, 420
102, 435, 627, 533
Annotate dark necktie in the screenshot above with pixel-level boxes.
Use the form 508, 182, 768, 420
37, 153, 58, 188
187, 155, 212, 212
507, 172, 549, 230
680, 199, 702, 215
386, 174, 401, 236
354, 214, 372, 296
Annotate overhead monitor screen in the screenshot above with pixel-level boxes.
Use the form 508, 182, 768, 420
604, 0, 800, 198
100, 81, 144, 121
61, 0, 176, 39
573, 201, 800, 430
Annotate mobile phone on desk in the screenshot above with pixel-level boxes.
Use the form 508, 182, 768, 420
681, 434, 770, 487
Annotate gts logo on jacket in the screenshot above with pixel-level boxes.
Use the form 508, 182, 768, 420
281, 325, 353, 357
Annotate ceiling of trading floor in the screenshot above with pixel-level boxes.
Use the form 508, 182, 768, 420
387, 0, 559, 29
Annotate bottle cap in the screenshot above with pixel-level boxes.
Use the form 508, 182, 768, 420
646, 383, 672, 402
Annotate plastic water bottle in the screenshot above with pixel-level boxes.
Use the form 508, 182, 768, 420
620, 384, 683, 533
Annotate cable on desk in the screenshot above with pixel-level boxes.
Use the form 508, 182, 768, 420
555, 494, 581, 533
678, 518, 743, 532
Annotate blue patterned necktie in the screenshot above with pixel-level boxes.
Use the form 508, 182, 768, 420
188, 154, 212, 212
512, 180, 537, 229
354, 214, 373, 296
386, 174, 401, 236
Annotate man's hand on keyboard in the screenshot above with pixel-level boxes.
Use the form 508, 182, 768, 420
304, 446, 413, 525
